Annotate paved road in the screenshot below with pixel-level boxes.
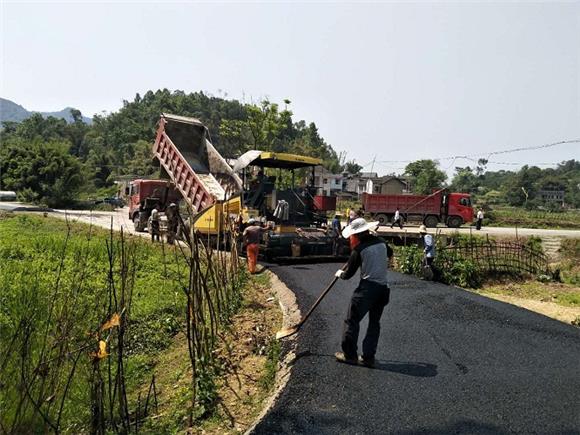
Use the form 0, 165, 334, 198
377, 224, 580, 239
3, 202, 579, 239
253, 264, 580, 434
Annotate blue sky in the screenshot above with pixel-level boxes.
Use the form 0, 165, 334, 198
1, 1, 579, 175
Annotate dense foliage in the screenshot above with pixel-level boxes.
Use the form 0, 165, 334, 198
0, 138, 83, 206
450, 159, 580, 208
404, 159, 448, 194
0, 89, 343, 205
2, 89, 579, 210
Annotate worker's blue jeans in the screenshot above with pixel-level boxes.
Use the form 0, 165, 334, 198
342, 279, 390, 360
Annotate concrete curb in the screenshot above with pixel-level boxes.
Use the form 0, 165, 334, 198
245, 270, 301, 435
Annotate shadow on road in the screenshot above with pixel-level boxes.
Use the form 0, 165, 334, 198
293, 350, 438, 377
373, 360, 438, 377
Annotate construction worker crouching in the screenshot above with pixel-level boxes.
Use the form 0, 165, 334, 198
334, 217, 391, 368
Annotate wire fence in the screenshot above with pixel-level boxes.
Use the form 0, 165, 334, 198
439, 239, 550, 276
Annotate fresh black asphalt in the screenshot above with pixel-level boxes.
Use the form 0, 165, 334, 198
252, 263, 580, 434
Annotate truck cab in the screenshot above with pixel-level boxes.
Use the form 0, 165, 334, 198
444, 192, 474, 228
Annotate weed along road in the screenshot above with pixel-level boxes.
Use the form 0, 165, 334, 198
253, 263, 580, 434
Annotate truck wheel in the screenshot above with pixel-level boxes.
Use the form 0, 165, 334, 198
447, 216, 463, 228
375, 214, 389, 226
424, 215, 439, 228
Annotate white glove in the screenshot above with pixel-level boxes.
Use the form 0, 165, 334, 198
335, 270, 344, 279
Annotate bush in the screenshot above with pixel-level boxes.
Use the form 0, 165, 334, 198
436, 254, 483, 288
559, 239, 580, 285
397, 245, 423, 275
395, 241, 484, 288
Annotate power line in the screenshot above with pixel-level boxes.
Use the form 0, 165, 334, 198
358, 138, 579, 169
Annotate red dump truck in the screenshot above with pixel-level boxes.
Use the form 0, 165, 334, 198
362, 189, 474, 228
127, 179, 182, 232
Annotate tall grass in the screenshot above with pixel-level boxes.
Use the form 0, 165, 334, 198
0, 213, 246, 432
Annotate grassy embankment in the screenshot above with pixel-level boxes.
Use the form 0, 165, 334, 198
0, 213, 281, 433
476, 238, 580, 325
485, 207, 580, 230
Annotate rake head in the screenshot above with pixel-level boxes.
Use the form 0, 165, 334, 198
275, 326, 299, 340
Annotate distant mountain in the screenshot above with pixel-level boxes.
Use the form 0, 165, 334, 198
0, 97, 92, 124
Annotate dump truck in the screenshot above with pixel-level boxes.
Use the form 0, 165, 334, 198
127, 179, 182, 232
151, 113, 243, 238
150, 113, 345, 259
362, 189, 474, 228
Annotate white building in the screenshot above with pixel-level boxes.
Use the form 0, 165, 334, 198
314, 167, 343, 196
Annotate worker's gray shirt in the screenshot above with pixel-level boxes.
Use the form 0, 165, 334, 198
424, 234, 435, 258
342, 235, 389, 286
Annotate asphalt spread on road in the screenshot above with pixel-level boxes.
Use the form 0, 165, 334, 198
252, 263, 580, 434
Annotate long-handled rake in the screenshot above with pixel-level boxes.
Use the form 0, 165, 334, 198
275, 263, 347, 340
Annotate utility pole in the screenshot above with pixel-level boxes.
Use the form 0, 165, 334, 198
370, 155, 376, 174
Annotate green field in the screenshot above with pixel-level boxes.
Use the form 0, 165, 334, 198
0, 213, 250, 433
486, 207, 580, 229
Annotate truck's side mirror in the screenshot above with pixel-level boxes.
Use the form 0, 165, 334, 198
125, 186, 130, 195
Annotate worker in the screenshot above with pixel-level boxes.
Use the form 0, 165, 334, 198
243, 218, 265, 274
331, 213, 342, 256
420, 224, 436, 278
334, 217, 390, 368
476, 208, 484, 231
347, 209, 356, 225
149, 205, 161, 243
166, 203, 179, 244
391, 207, 403, 229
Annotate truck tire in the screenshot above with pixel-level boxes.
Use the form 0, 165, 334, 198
424, 215, 439, 228
375, 214, 389, 226
447, 216, 463, 228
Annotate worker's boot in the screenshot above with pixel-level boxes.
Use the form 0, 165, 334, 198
358, 355, 376, 368
335, 352, 358, 366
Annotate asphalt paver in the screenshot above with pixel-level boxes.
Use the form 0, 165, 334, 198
252, 263, 580, 434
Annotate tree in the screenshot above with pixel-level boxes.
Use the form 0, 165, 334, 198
404, 159, 447, 194
344, 160, 362, 175
450, 166, 478, 193
125, 140, 158, 178
0, 139, 83, 207
85, 148, 115, 188
504, 165, 542, 206
67, 109, 90, 157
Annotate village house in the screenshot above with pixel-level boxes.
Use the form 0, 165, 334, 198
370, 175, 410, 195
342, 172, 409, 197
343, 172, 377, 196
538, 189, 565, 206
314, 166, 343, 196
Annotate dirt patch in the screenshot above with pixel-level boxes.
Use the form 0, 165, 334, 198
477, 278, 580, 325
481, 293, 580, 325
